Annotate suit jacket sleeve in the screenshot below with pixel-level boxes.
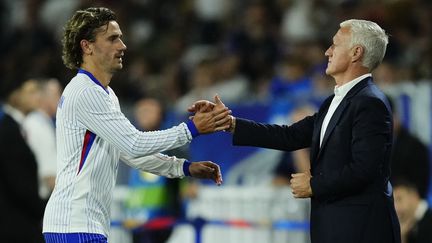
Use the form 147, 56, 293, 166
233, 114, 315, 151
310, 96, 393, 199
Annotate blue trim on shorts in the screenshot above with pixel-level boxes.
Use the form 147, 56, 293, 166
44, 233, 108, 243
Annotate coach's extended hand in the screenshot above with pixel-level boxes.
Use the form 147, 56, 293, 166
189, 161, 223, 185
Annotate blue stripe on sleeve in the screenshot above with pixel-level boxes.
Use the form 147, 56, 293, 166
186, 120, 199, 138
183, 160, 192, 177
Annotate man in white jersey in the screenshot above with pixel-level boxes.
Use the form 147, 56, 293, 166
190, 20, 401, 243
43, 7, 229, 243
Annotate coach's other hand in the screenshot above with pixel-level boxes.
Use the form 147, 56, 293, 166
290, 172, 313, 198
189, 161, 223, 185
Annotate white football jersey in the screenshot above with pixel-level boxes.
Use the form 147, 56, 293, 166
43, 70, 193, 236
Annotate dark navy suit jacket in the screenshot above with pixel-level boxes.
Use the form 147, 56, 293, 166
0, 113, 46, 243
233, 78, 401, 243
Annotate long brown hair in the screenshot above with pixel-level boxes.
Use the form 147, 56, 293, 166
62, 7, 116, 70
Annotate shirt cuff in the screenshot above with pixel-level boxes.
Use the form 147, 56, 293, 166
183, 160, 192, 177
186, 120, 199, 138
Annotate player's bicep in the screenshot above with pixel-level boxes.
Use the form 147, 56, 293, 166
76, 88, 140, 151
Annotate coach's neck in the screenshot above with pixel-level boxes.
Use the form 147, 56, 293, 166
333, 63, 370, 87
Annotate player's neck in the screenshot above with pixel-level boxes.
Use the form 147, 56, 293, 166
80, 64, 112, 88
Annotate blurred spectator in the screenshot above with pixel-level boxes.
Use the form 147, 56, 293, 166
175, 58, 218, 113
212, 53, 250, 102
23, 78, 62, 200
0, 0, 431, 106
272, 105, 315, 187
193, 0, 232, 44
126, 98, 189, 243
269, 57, 312, 102
40, 0, 81, 38
279, 0, 331, 44
394, 179, 432, 243
389, 97, 430, 199
373, 61, 400, 88
225, 2, 279, 84
178, 45, 251, 108
116, 56, 159, 101
0, 76, 46, 243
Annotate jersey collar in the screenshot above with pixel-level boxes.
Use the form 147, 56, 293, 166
78, 69, 109, 94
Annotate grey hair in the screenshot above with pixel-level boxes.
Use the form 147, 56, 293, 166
340, 19, 388, 71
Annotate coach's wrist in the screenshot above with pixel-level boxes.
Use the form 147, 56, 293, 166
228, 116, 236, 133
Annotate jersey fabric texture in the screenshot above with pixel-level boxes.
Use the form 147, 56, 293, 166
43, 70, 193, 236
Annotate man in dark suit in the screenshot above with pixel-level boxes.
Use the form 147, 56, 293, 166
393, 179, 432, 243
190, 19, 401, 243
388, 97, 430, 199
0, 77, 46, 243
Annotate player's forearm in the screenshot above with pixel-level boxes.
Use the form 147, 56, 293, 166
120, 153, 185, 178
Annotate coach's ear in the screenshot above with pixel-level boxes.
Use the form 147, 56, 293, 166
80, 39, 93, 55
351, 45, 364, 63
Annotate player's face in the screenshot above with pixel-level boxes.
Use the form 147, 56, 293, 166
92, 21, 127, 73
324, 27, 352, 78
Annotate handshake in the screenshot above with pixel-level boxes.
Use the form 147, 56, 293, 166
188, 95, 236, 134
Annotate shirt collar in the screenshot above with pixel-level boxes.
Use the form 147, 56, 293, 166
334, 73, 372, 97
3, 104, 26, 126
415, 200, 428, 221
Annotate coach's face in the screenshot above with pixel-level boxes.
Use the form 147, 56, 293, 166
325, 27, 352, 79
92, 21, 127, 73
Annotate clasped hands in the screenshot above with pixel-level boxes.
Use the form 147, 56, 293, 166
189, 95, 233, 134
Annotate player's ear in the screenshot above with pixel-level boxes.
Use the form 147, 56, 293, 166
80, 39, 93, 55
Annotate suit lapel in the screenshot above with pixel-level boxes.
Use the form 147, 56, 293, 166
310, 96, 333, 166
319, 100, 349, 151
313, 77, 372, 163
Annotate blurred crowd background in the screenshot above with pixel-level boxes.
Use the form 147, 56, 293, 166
0, 0, 432, 243
2, 0, 432, 105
